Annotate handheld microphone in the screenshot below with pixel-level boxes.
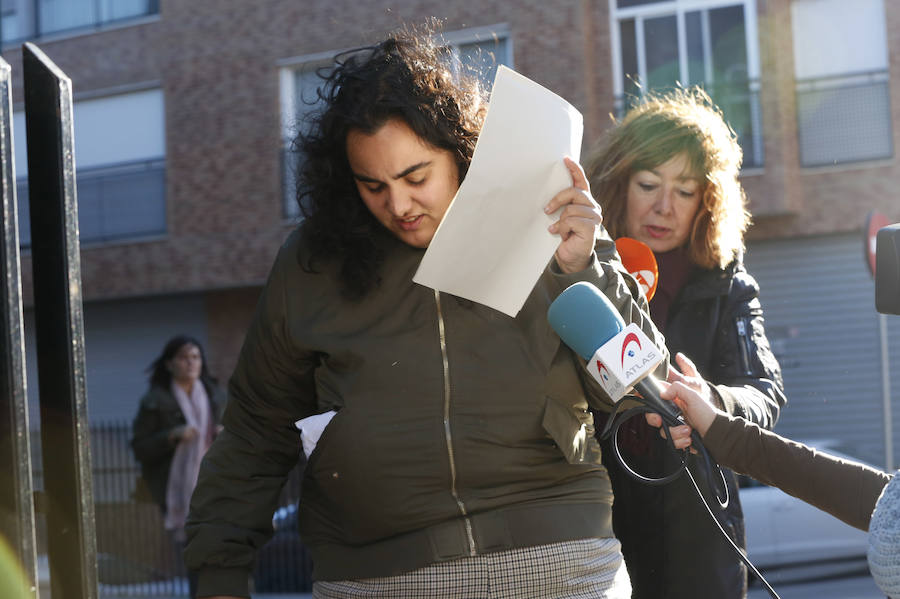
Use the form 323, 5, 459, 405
548, 281, 681, 425
615, 237, 658, 301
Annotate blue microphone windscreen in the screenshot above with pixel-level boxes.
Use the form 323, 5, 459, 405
547, 282, 626, 360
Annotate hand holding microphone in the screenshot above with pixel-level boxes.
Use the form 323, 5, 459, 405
547, 280, 681, 426
652, 353, 719, 450
549, 281, 730, 498
658, 361, 718, 437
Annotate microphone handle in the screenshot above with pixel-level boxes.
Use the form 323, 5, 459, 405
634, 376, 682, 426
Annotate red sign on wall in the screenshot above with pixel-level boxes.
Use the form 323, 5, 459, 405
865, 211, 890, 278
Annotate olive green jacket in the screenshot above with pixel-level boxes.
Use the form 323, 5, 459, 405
185, 227, 665, 597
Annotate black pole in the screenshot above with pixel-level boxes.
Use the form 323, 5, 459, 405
22, 42, 97, 599
0, 55, 38, 597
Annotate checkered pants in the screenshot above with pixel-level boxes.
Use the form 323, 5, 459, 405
312, 537, 632, 598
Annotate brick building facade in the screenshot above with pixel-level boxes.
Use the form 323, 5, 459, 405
2, 0, 899, 463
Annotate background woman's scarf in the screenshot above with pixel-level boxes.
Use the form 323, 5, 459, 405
165, 380, 213, 541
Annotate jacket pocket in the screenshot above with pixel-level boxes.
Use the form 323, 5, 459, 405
300, 408, 400, 543
735, 316, 754, 376
303, 408, 345, 473
295, 410, 337, 460
541, 396, 597, 464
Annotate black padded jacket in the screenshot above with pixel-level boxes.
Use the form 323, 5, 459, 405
600, 258, 787, 599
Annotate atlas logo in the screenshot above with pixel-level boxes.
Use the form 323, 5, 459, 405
620, 332, 642, 366
624, 351, 658, 379
596, 361, 610, 383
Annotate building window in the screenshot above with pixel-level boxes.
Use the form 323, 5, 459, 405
609, 0, 763, 168
14, 88, 166, 247
792, 0, 891, 167
278, 25, 513, 220
0, 0, 159, 44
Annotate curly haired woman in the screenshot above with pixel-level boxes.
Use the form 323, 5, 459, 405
184, 27, 665, 599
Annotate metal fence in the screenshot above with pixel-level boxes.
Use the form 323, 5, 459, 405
31, 420, 313, 596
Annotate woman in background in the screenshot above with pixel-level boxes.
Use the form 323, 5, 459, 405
132, 334, 224, 542
585, 88, 787, 598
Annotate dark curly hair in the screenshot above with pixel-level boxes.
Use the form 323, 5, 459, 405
294, 27, 486, 299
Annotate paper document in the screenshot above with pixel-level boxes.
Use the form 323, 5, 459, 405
295, 410, 337, 459
412, 65, 583, 317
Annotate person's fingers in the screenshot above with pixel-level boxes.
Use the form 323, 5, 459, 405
674, 352, 700, 378
668, 381, 701, 403
548, 211, 602, 238
672, 432, 694, 450
545, 158, 598, 215
545, 187, 599, 219
666, 366, 686, 384
669, 357, 706, 394
548, 201, 601, 226
645, 412, 662, 428
660, 424, 693, 448
660, 381, 678, 400
564, 156, 590, 192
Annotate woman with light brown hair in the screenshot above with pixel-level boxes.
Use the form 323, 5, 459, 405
584, 87, 787, 599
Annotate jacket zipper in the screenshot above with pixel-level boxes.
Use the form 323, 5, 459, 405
434, 290, 477, 556
735, 317, 754, 376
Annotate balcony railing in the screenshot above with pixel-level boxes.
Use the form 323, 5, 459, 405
795, 70, 893, 168
614, 79, 764, 170
17, 158, 166, 248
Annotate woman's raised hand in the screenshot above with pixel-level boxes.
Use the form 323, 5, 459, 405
659, 352, 720, 438
546, 157, 604, 274
643, 353, 718, 449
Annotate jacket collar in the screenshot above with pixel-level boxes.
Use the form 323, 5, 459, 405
676, 256, 742, 304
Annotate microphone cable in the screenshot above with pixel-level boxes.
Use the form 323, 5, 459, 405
598, 399, 782, 599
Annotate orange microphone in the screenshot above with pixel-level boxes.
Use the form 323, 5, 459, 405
615, 237, 659, 301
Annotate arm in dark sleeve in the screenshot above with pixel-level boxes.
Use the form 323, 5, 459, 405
704, 413, 891, 531
710, 268, 786, 430
185, 235, 319, 598
131, 394, 176, 466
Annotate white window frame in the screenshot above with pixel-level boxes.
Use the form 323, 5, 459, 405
608, 0, 762, 167
14, 85, 167, 247
609, 0, 759, 96
1, 0, 159, 46
278, 49, 338, 221
790, 0, 892, 167
277, 25, 513, 220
